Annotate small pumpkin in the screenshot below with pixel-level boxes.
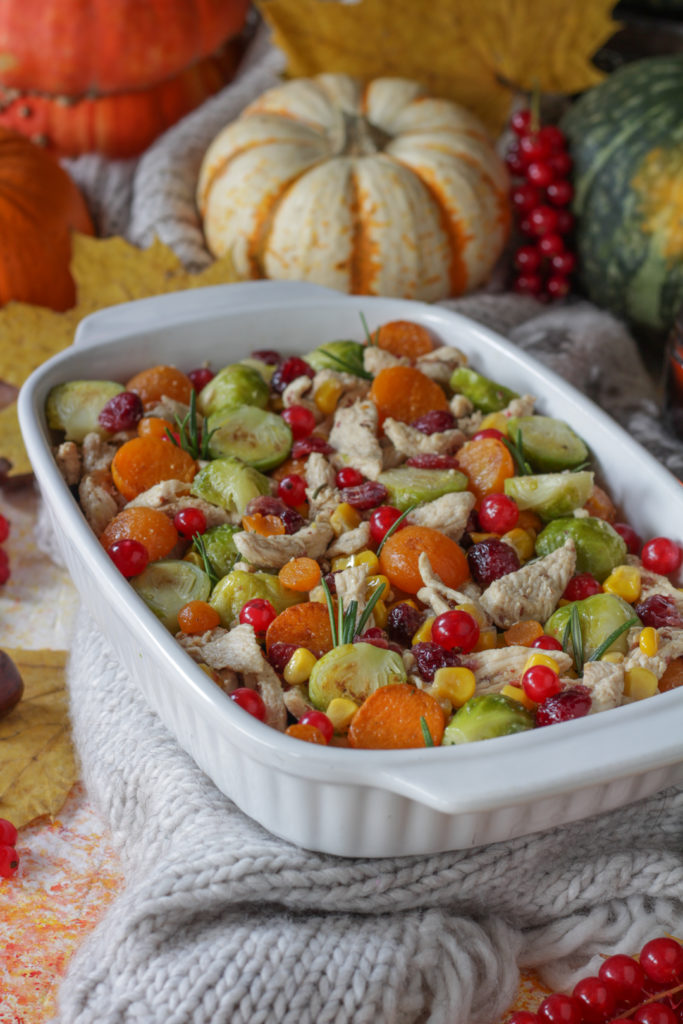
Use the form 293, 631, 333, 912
197, 74, 510, 301
561, 55, 683, 337
0, 128, 94, 310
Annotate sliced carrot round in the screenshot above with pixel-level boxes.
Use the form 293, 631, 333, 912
278, 557, 322, 592
379, 524, 469, 595
177, 600, 221, 635
369, 365, 449, 426
126, 365, 193, 410
375, 320, 435, 359
138, 416, 175, 439
265, 601, 333, 658
456, 437, 515, 503
99, 506, 178, 561
111, 436, 197, 500
348, 683, 446, 749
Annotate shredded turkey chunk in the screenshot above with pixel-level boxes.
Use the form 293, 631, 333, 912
479, 539, 577, 629
233, 514, 334, 570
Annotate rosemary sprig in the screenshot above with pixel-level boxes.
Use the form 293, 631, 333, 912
420, 716, 434, 748
165, 390, 217, 460
323, 349, 373, 380
359, 312, 379, 348
376, 504, 418, 557
588, 618, 639, 663
320, 577, 338, 648
354, 581, 387, 637
570, 603, 584, 674
192, 532, 218, 587
320, 576, 387, 648
342, 600, 359, 645
571, 461, 592, 473
502, 429, 534, 476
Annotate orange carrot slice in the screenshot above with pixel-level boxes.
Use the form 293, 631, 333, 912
348, 683, 446, 749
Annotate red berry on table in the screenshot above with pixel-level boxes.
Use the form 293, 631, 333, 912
519, 133, 553, 164
535, 685, 592, 726
514, 245, 543, 273
639, 936, 683, 985
563, 573, 602, 601
187, 366, 214, 391
526, 161, 556, 188
537, 992, 583, 1024
528, 206, 560, 237
0, 548, 9, 586
598, 953, 646, 1002
431, 609, 480, 653
506, 145, 527, 176
335, 467, 364, 489
538, 124, 566, 153
229, 687, 267, 721
277, 474, 308, 508
478, 493, 519, 533
173, 507, 207, 538
632, 1005, 677, 1024
369, 505, 404, 545
239, 598, 277, 634
550, 251, 577, 276
299, 710, 333, 743
0, 819, 17, 845
546, 180, 574, 207
0, 844, 19, 878
548, 151, 573, 177
514, 272, 544, 296
522, 664, 561, 703
538, 233, 566, 259
512, 183, 543, 214
532, 635, 563, 651
571, 975, 617, 1024
98, 391, 144, 433
641, 537, 682, 575
0, 514, 9, 543
555, 209, 575, 235
108, 539, 149, 578
546, 275, 571, 300
510, 109, 533, 135
519, 216, 534, 237
613, 522, 642, 555
281, 404, 316, 440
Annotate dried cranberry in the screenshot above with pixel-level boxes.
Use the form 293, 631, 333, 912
267, 642, 299, 674
279, 508, 305, 534
411, 410, 457, 435
467, 538, 520, 587
387, 603, 424, 646
354, 628, 389, 648
339, 481, 388, 510
291, 436, 334, 458
535, 685, 592, 726
412, 642, 461, 682
322, 572, 337, 594
613, 521, 641, 555
634, 595, 683, 629
405, 454, 460, 470
251, 348, 282, 365
245, 495, 288, 517
271, 357, 315, 394
98, 391, 143, 432
187, 367, 214, 392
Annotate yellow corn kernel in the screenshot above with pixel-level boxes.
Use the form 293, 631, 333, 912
480, 411, 509, 435
623, 666, 659, 701
432, 666, 476, 707
367, 573, 390, 596
372, 598, 388, 629
601, 651, 625, 664
470, 531, 498, 543
331, 549, 380, 574
412, 616, 435, 645
314, 378, 344, 415
326, 696, 359, 734
283, 647, 318, 685
502, 528, 536, 564
329, 502, 362, 536
473, 626, 497, 651
455, 601, 488, 628
638, 626, 659, 658
500, 684, 537, 710
602, 565, 641, 603
523, 652, 560, 674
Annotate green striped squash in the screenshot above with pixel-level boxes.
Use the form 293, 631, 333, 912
561, 56, 683, 337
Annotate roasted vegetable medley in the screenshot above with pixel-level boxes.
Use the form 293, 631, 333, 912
47, 319, 683, 748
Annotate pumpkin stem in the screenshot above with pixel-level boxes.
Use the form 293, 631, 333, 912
339, 111, 392, 156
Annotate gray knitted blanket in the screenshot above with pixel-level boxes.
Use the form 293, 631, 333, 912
52, 30, 683, 1024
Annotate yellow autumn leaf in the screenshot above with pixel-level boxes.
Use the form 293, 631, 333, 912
257, 0, 619, 133
0, 234, 238, 475
0, 649, 76, 829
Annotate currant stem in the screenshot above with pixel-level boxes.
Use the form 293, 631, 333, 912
614, 979, 683, 1018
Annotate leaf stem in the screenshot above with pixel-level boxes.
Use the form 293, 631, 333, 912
376, 504, 418, 557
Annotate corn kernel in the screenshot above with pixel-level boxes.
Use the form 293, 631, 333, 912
330, 502, 362, 536
326, 696, 359, 733
502, 528, 536, 564
283, 647, 318, 685
500, 684, 537, 710
432, 667, 476, 707
623, 666, 659, 700
638, 626, 659, 658
601, 651, 625, 664
523, 652, 560, 674
602, 565, 641, 603
480, 411, 509, 435
412, 616, 435, 645
455, 601, 488, 628
331, 549, 380, 573
473, 626, 497, 651
367, 573, 390, 595
372, 598, 388, 629
314, 378, 344, 415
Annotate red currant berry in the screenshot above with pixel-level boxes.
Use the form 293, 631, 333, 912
173, 507, 207, 538
546, 275, 571, 300
538, 233, 565, 258
281, 404, 316, 440
431, 609, 480, 653
299, 710, 333, 743
519, 215, 534, 237
251, 349, 281, 365
550, 251, 577, 276
598, 954, 646, 1003
555, 209, 575, 235
98, 391, 144, 433
537, 992, 583, 1024
514, 272, 544, 296
108, 539, 149, 578
0, 819, 18, 845
538, 125, 566, 152
478, 493, 519, 533
632, 1004, 677, 1024
0, 547, 9, 585
369, 505, 404, 545
471, 428, 504, 442
0, 514, 9, 544
526, 161, 555, 188
563, 573, 602, 601
271, 356, 315, 394
546, 180, 574, 206
229, 687, 267, 721
510, 109, 533, 135
522, 664, 561, 702
161, 429, 181, 445
528, 205, 560, 237
532, 635, 563, 651
506, 145, 527, 176
512, 183, 542, 214
239, 598, 277, 634
514, 245, 543, 273
612, 522, 642, 555
505, 1013, 539, 1024
187, 367, 214, 392
277, 474, 308, 507
0, 844, 19, 878
639, 937, 683, 985
335, 467, 364, 489
519, 134, 553, 163
641, 537, 682, 575
572, 975, 617, 1024
548, 151, 573, 177
535, 685, 592, 726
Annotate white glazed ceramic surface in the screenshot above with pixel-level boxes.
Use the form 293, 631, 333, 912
18, 281, 683, 857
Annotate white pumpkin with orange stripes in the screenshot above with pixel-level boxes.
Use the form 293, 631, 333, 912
196, 73, 510, 300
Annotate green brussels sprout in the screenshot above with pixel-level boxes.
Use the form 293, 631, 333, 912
504, 471, 594, 521
304, 340, 366, 377
206, 405, 292, 470
449, 366, 518, 413
131, 560, 211, 632
377, 466, 468, 511
209, 570, 304, 628
535, 516, 627, 582
442, 694, 535, 745
544, 592, 640, 660
239, 358, 276, 384
185, 523, 242, 580
45, 380, 124, 442
197, 363, 269, 417
190, 456, 270, 516
507, 415, 589, 472
308, 642, 407, 710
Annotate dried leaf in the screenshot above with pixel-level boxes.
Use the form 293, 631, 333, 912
0, 649, 76, 828
257, 0, 618, 132
0, 234, 238, 475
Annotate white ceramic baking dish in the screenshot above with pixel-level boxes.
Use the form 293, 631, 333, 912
18, 281, 683, 857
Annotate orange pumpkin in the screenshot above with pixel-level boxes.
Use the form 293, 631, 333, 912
0, 128, 94, 310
